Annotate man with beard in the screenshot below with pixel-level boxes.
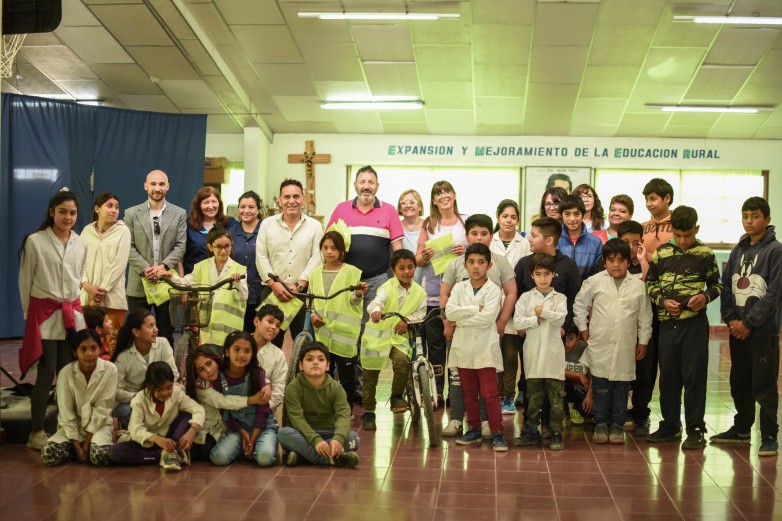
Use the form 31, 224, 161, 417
327, 166, 404, 402
125, 169, 187, 346
256, 179, 324, 347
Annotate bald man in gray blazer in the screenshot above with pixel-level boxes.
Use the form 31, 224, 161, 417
125, 170, 187, 345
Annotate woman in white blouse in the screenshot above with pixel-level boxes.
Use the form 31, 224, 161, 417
19, 191, 87, 450
80, 192, 131, 332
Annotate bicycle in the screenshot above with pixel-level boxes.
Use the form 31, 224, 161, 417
377, 308, 443, 448
264, 273, 363, 423
160, 275, 244, 381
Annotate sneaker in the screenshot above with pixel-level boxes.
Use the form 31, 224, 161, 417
160, 451, 182, 471
570, 409, 585, 426
501, 396, 515, 415
441, 419, 463, 437
710, 426, 751, 445
647, 427, 683, 443
549, 431, 564, 451
540, 424, 552, 439
593, 423, 609, 444
609, 424, 625, 444
514, 427, 541, 447
514, 393, 524, 408
491, 432, 508, 452
758, 436, 778, 457
286, 451, 299, 466
390, 396, 408, 413
177, 449, 191, 466
26, 430, 49, 451
361, 411, 376, 431
630, 418, 651, 437
682, 429, 707, 450
481, 421, 492, 440
456, 429, 483, 446
332, 451, 359, 468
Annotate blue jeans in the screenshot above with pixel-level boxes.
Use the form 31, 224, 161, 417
592, 376, 631, 426
210, 417, 278, 467
113, 402, 132, 430
278, 427, 359, 465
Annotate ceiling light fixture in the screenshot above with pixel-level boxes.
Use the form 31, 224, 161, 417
75, 99, 105, 106
299, 12, 459, 21
673, 15, 782, 25
646, 104, 774, 114
321, 100, 424, 110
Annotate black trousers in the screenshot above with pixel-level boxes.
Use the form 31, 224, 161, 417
425, 305, 447, 394
630, 312, 660, 422
657, 313, 709, 434
127, 296, 174, 347
729, 334, 780, 437
328, 353, 357, 407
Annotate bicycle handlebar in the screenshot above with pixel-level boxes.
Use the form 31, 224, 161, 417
380, 307, 442, 328
265, 273, 363, 300
160, 274, 245, 293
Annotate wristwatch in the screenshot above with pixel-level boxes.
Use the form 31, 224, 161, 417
295, 283, 306, 292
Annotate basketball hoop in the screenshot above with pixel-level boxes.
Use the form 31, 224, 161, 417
2, 34, 27, 78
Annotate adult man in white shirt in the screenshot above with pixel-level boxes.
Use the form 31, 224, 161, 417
125, 170, 187, 346
256, 179, 324, 346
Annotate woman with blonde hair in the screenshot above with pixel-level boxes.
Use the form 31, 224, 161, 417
397, 189, 425, 284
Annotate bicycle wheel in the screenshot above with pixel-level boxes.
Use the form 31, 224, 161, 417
418, 364, 439, 447
406, 374, 420, 424
174, 329, 196, 383
282, 333, 310, 428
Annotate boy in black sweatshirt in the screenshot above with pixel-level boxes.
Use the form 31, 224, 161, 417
712, 197, 782, 457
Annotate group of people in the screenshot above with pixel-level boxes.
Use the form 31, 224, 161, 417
17, 165, 781, 472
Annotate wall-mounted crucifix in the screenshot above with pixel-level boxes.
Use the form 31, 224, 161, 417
287, 140, 331, 216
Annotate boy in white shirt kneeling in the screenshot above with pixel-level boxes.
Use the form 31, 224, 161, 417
574, 239, 652, 444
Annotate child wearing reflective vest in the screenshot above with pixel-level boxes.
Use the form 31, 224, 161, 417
164, 227, 247, 347
308, 231, 368, 406
361, 250, 427, 430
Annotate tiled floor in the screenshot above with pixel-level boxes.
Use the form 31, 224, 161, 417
1, 330, 781, 521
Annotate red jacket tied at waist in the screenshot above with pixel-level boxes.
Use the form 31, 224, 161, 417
20, 296, 83, 376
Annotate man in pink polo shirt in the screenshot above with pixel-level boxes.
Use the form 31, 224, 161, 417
327, 165, 404, 402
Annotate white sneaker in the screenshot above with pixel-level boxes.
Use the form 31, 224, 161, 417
441, 419, 463, 437
481, 421, 491, 440
26, 430, 49, 451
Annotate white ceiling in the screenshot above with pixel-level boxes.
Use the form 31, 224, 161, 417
3, 0, 782, 139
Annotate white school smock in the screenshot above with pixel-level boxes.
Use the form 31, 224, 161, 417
514, 288, 568, 380
573, 271, 653, 381
120, 386, 205, 448
114, 338, 179, 404
49, 358, 117, 446
445, 279, 503, 371
257, 341, 288, 411
194, 384, 248, 444
19, 228, 87, 339
490, 233, 530, 334
80, 221, 131, 310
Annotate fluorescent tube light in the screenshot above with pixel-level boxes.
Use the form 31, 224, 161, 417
299, 12, 459, 21
646, 104, 774, 114
321, 100, 424, 110
673, 15, 782, 25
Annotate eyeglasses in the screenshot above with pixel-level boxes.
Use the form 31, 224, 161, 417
579, 193, 595, 200
544, 202, 559, 209
434, 190, 453, 198
212, 244, 231, 251
400, 200, 418, 207
153, 216, 160, 235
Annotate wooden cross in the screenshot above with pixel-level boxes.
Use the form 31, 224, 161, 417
288, 140, 331, 215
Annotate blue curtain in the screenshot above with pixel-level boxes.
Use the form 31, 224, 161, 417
1, 94, 206, 338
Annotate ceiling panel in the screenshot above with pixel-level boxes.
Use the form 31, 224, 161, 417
119, 94, 179, 112
626, 82, 690, 111
653, 6, 719, 47
475, 97, 524, 126
474, 64, 526, 97
330, 111, 383, 133
91, 63, 162, 95
589, 26, 656, 67
662, 125, 711, 138
233, 25, 302, 64
300, 45, 363, 81
254, 64, 317, 96
215, 0, 284, 25
89, 4, 173, 46
425, 110, 475, 134
705, 28, 779, 66
580, 66, 639, 98
415, 45, 472, 81
55, 27, 133, 64
158, 79, 223, 109
125, 46, 200, 80
279, 4, 355, 45
684, 68, 752, 102
352, 24, 414, 62
410, 16, 471, 45
570, 124, 618, 137
313, 81, 371, 99
363, 63, 420, 97
476, 123, 524, 135
526, 83, 579, 113
616, 112, 671, 137
639, 47, 706, 85
3, 63, 68, 96
188, 3, 237, 45
523, 110, 572, 135
534, 3, 598, 46
382, 122, 430, 133
530, 46, 588, 84
472, 0, 534, 25
571, 98, 626, 126
272, 96, 332, 122
473, 24, 531, 66
709, 113, 770, 138
203, 114, 243, 133
19, 46, 99, 81
180, 40, 222, 76
60, 0, 101, 26
598, 0, 665, 25
749, 49, 782, 85
147, 0, 197, 40
420, 81, 473, 110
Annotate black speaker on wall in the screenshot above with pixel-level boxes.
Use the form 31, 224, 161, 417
2, 0, 61, 35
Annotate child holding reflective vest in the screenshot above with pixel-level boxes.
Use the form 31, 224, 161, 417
361, 249, 427, 430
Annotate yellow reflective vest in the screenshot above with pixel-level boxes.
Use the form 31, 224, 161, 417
309, 264, 363, 358
361, 279, 426, 369
192, 259, 247, 347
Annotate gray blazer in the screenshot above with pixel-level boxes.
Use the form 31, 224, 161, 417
125, 201, 187, 298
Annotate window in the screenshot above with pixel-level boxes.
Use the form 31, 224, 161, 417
594, 168, 766, 247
